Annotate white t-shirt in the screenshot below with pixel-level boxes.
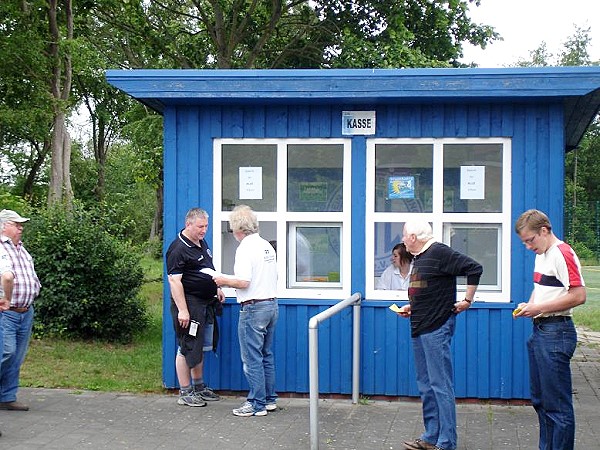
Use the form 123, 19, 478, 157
377, 264, 411, 290
233, 233, 277, 303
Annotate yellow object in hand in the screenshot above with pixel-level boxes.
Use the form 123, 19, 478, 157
389, 303, 403, 313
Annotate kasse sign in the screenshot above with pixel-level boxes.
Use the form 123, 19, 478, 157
342, 111, 376, 135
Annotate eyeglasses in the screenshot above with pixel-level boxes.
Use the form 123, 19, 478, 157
522, 233, 538, 245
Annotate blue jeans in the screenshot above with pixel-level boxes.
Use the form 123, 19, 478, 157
0, 307, 34, 402
238, 300, 278, 411
412, 314, 457, 450
527, 318, 577, 450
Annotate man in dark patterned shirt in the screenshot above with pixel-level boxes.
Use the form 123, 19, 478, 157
396, 219, 482, 450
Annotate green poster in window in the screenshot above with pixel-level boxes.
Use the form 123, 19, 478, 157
299, 182, 328, 202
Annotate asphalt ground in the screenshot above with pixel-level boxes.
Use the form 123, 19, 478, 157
0, 330, 598, 450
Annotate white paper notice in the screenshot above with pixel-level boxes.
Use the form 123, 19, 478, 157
239, 167, 263, 200
460, 166, 485, 199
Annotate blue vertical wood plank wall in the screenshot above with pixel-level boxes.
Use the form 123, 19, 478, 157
160, 100, 567, 400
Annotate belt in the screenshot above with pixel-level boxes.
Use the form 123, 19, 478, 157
9, 306, 30, 313
240, 298, 274, 306
533, 316, 571, 325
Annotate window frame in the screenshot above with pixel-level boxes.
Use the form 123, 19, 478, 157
365, 137, 512, 303
213, 138, 352, 300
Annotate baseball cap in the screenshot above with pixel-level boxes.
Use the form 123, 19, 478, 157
0, 209, 30, 223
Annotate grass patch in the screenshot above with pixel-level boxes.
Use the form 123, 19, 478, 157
575, 266, 600, 332
21, 256, 166, 393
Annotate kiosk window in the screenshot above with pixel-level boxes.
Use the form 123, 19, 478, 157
366, 138, 511, 302
214, 139, 351, 300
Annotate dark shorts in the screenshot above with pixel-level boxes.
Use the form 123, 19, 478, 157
171, 297, 212, 368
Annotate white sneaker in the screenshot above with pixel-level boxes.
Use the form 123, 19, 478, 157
266, 402, 277, 411
232, 401, 267, 417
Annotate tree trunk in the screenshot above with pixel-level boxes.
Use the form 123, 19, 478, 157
23, 140, 51, 199
150, 183, 163, 241
94, 114, 108, 201
48, 113, 65, 204
46, 0, 73, 208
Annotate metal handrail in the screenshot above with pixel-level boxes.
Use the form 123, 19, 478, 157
308, 292, 362, 450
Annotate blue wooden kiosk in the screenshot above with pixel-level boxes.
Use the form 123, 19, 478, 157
107, 67, 600, 399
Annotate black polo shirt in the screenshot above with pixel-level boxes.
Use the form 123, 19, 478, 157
166, 230, 218, 299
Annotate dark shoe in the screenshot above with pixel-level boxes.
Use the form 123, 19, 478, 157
403, 438, 437, 450
194, 383, 220, 401
177, 391, 207, 407
0, 401, 29, 411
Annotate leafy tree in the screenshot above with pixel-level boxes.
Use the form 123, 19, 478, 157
0, 1, 55, 200
88, 0, 498, 70
73, 62, 136, 202
321, 0, 498, 68
558, 26, 592, 66
517, 25, 594, 68
517, 26, 600, 256
46, 0, 76, 207
3, 0, 502, 244
121, 105, 164, 241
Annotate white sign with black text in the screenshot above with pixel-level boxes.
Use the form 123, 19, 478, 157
342, 111, 376, 135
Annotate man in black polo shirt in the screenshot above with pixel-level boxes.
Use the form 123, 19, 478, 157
166, 208, 225, 407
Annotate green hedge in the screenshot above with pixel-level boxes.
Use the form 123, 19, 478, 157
25, 205, 148, 343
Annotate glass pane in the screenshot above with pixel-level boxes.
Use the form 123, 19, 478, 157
289, 225, 341, 284
220, 221, 277, 275
374, 222, 405, 286
446, 224, 499, 288
221, 144, 277, 211
375, 144, 434, 213
443, 144, 503, 213
287, 144, 344, 212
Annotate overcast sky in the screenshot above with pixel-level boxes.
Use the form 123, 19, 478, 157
460, 0, 599, 67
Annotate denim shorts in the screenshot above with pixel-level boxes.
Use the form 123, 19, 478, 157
202, 322, 214, 352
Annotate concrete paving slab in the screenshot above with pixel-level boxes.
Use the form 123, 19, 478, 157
0, 337, 597, 450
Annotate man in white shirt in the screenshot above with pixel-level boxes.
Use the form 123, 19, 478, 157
213, 205, 278, 417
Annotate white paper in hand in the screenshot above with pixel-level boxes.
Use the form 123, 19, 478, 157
200, 268, 219, 277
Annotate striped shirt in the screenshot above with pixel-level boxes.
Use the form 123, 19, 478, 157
0, 236, 41, 308
532, 240, 584, 318
408, 241, 482, 337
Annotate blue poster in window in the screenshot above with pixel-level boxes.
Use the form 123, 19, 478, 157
388, 176, 414, 199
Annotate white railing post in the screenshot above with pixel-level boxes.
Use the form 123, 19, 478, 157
308, 293, 361, 450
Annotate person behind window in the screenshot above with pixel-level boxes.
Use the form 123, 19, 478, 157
296, 230, 312, 281
377, 243, 413, 290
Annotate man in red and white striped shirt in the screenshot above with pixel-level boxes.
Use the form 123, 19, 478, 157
0, 209, 41, 414
514, 209, 586, 450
